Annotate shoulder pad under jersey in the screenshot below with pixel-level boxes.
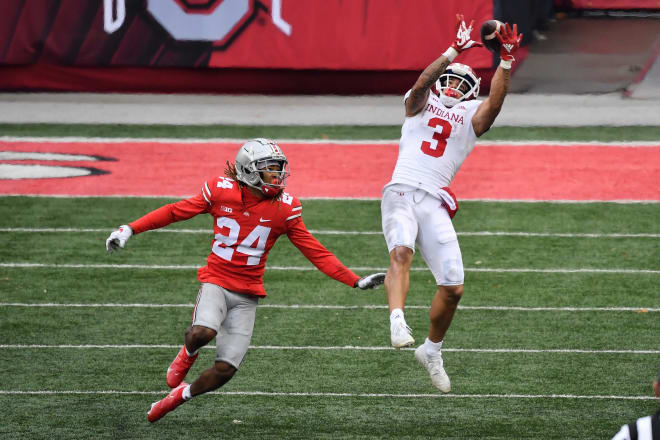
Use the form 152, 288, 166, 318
201, 176, 238, 205
279, 192, 302, 222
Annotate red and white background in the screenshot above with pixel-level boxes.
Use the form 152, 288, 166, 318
0, 0, 499, 93
0, 0, 492, 69
1, 139, 659, 201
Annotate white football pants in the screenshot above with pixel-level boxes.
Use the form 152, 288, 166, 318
381, 184, 464, 286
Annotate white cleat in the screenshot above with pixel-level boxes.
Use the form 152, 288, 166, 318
390, 320, 415, 348
414, 345, 451, 393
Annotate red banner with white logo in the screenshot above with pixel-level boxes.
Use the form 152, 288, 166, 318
0, 0, 494, 70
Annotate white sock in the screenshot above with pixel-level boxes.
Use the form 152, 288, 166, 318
182, 385, 192, 401
424, 337, 443, 356
390, 308, 404, 324
185, 346, 198, 358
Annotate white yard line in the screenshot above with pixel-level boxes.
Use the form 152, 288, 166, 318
1, 303, 658, 312
1, 227, 658, 238
0, 389, 654, 400
2, 194, 658, 203
2, 262, 658, 274
1, 136, 659, 147
0, 344, 658, 354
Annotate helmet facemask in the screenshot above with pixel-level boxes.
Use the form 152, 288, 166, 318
436, 63, 480, 108
252, 158, 290, 197
235, 138, 290, 198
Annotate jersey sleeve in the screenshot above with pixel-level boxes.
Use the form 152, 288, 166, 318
286, 218, 360, 288
283, 193, 302, 222
129, 180, 212, 234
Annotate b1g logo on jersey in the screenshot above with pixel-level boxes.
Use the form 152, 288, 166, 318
104, 0, 291, 44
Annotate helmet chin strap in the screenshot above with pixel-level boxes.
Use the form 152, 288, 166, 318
440, 94, 461, 108
260, 185, 282, 198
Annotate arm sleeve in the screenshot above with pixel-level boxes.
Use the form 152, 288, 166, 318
129, 194, 208, 234
287, 218, 360, 288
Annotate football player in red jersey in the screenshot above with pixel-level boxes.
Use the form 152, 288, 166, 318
106, 138, 385, 422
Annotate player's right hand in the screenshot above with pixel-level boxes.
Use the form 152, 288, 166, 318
450, 14, 483, 53
106, 225, 133, 253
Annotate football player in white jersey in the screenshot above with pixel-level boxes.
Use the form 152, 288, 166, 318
381, 15, 522, 392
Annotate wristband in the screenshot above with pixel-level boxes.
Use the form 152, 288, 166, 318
443, 47, 458, 62
499, 59, 513, 70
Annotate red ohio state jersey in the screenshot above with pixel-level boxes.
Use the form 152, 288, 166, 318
129, 175, 359, 296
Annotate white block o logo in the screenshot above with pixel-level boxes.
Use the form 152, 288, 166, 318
147, 0, 251, 41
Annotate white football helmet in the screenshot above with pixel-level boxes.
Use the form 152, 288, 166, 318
235, 138, 290, 197
436, 63, 481, 108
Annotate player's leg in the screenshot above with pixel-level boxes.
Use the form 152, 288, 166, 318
386, 246, 413, 312
428, 284, 464, 343
166, 283, 222, 388
149, 283, 227, 422
414, 194, 464, 392
381, 187, 418, 348
190, 288, 257, 396
149, 286, 257, 422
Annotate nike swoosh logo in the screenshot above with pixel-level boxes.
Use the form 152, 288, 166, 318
260, 218, 271, 222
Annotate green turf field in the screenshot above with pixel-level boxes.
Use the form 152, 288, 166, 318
1, 124, 659, 439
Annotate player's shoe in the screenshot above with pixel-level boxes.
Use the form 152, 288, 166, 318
166, 346, 198, 388
147, 382, 188, 423
390, 320, 415, 348
414, 345, 451, 393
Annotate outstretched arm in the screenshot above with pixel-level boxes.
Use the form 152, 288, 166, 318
406, 14, 483, 117
287, 219, 385, 289
106, 195, 207, 253
472, 23, 522, 137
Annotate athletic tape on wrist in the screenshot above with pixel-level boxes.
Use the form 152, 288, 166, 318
499, 59, 513, 69
443, 47, 458, 62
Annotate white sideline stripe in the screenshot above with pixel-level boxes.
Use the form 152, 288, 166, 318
1, 136, 659, 147
2, 262, 658, 274
0, 389, 654, 400
1, 344, 658, 354
3, 194, 658, 203
1, 303, 658, 313
1, 227, 658, 239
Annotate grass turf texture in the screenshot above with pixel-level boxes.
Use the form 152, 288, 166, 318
1, 123, 660, 141
1, 197, 659, 439
1, 118, 658, 439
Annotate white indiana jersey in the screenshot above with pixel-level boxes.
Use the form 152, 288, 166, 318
385, 89, 482, 195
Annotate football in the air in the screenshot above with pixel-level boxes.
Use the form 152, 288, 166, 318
480, 19, 504, 53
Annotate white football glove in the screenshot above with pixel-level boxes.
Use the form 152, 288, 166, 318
356, 273, 386, 290
106, 225, 133, 253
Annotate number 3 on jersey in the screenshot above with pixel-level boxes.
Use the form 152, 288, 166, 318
420, 118, 452, 158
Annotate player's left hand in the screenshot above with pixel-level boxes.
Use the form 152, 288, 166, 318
451, 14, 483, 53
106, 225, 133, 253
356, 273, 386, 290
496, 22, 522, 61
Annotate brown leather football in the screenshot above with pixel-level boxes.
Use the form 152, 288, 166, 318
480, 20, 504, 53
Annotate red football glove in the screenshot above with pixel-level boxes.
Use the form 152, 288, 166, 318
450, 14, 483, 53
496, 22, 522, 62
